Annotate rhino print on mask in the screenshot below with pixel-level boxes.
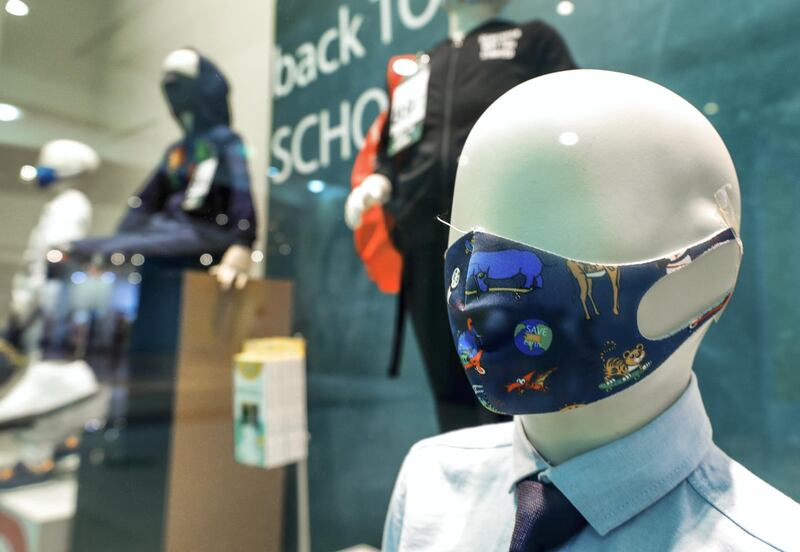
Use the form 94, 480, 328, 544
465, 248, 544, 296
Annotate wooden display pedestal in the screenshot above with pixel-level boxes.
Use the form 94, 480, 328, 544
164, 273, 293, 552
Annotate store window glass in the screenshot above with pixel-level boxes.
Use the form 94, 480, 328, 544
0, 0, 796, 551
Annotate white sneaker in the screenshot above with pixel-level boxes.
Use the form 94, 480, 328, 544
0, 360, 98, 426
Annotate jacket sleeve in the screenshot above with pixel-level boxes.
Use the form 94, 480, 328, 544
117, 153, 171, 233
524, 21, 578, 77
221, 135, 257, 247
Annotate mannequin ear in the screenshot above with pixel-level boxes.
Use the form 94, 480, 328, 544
638, 240, 741, 339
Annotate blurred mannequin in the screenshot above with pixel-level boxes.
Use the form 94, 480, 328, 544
9, 139, 98, 359
0, 139, 103, 489
346, 0, 576, 432
383, 71, 799, 551
69, 48, 256, 290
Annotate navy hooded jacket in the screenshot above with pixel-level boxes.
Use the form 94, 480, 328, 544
119, 51, 257, 247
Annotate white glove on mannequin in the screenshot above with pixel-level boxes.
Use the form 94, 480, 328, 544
210, 244, 252, 291
344, 174, 392, 230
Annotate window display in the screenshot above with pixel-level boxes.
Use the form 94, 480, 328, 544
0, 0, 798, 550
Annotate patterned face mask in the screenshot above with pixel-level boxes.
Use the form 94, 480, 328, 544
444, 228, 738, 415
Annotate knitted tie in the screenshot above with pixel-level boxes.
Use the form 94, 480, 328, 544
509, 478, 587, 552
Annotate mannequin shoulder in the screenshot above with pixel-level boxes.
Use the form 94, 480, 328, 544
411, 422, 513, 450
427, 38, 450, 57
518, 18, 559, 35
687, 445, 800, 550
517, 18, 571, 47
401, 422, 514, 476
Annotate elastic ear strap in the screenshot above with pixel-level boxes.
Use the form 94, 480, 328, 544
714, 184, 744, 323
436, 214, 469, 236
715, 184, 743, 255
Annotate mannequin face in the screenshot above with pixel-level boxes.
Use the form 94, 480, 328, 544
160, 48, 231, 133
447, 70, 742, 414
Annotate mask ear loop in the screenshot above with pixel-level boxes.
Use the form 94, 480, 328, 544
436, 214, 471, 236
715, 183, 743, 255
710, 183, 743, 324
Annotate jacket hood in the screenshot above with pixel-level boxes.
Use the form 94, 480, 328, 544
162, 51, 230, 133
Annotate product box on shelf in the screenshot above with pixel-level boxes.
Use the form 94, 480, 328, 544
233, 337, 307, 469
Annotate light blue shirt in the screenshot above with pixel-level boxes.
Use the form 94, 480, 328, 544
382, 376, 800, 551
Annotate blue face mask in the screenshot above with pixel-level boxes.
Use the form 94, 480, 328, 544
34, 166, 58, 188
444, 228, 737, 415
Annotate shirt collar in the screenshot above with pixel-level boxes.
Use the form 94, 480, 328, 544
510, 374, 713, 536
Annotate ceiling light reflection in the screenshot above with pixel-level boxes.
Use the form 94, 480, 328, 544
558, 131, 579, 146
5, 0, 29, 17
0, 103, 22, 122
20, 165, 37, 182
556, 1, 575, 16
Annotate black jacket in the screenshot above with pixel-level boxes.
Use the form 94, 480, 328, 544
375, 19, 576, 251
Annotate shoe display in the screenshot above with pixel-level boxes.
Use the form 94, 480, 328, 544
0, 360, 98, 428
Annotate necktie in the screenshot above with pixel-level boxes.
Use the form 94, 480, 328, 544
509, 478, 587, 552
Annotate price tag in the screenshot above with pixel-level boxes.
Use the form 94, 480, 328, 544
388, 57, 430, 156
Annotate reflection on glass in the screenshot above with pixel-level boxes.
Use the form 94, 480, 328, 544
0, 102, 22, 121
4, 0, 28, 17
559, 131, 579, 146
557, 1, 575, 16
307, 179, 326, 194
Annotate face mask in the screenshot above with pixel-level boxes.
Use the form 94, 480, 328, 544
444, 228, 738, 415
163, 75, 195, 131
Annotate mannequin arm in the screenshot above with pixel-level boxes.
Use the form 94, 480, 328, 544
344, 173, 392, 230
209, 244, 252, 291
118, 154, 173, 233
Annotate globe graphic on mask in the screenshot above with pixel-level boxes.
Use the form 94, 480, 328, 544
457, 330, 480, 366
513, 319, 553, 356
